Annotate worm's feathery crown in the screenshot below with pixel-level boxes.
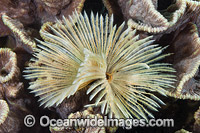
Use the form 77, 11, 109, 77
24, 11, 176, 120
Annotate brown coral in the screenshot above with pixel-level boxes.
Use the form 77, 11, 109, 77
193, 106, 200, 133
166, 22, 200, 100
0, 48, 20, 83
50, 107, 106, 133
2, 82, 23, 99
126, 0, 169, 33
35, 0, 86, 23
41, 0, 71, 10
0, 0, 35, 26
116, 0, 187, 33
175, 129, 192, 133
0, 0, 35, 37
0, 112, 20, 133
0, 99, 31, 133
2, 14, 36, 53
1, 1, 200, 132
0, 48, 24, 100
37, 0, 71, 16
186, 0, 200, 11
102, 0, 124, 24
0, 15, 11, 37
194, 106, 200, 125
0, 100, 21, 133
55, 88, 89, 119
0, 100, 9, 125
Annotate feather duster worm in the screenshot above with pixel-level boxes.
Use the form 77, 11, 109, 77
24, 11, 176, 120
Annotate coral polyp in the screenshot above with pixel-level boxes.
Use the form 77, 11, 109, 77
0, 100, 9, 125
24, 11, 176, 120
0, 48, 19, 83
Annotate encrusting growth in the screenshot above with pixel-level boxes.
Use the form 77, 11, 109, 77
24, 11, 176, 120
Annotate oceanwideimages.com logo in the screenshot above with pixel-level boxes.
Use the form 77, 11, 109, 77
24, 115, 174, 129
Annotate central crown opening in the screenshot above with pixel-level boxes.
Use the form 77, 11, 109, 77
106, 72, 113, 83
